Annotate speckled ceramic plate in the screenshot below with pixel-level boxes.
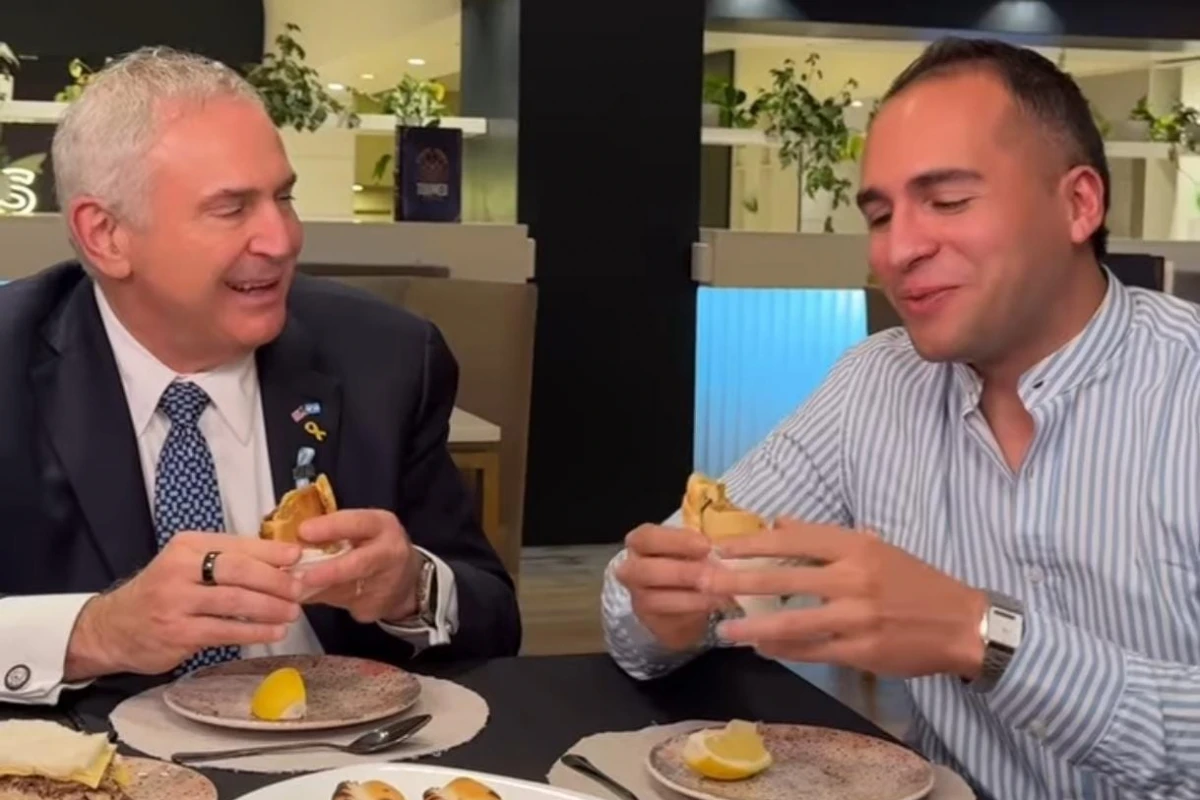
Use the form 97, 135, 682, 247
122, 755, 218, 800
647, 723, 935, 800
162, 655, 422, 732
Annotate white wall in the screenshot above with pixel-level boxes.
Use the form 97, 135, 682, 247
1075, 69, 1152, 239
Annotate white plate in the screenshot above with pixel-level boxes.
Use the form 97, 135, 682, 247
235, 763, 604, 800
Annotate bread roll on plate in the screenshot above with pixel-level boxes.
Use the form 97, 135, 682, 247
332, 779, 407, 800
422, 777, 502, 800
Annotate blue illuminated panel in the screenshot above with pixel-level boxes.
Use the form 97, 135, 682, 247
694, 287, 867, 476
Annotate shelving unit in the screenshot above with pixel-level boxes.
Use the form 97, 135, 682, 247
700, 125, 1174, 160
0, 100, 488, 137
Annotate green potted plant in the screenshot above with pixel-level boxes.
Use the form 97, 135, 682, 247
241, 23, 360, 219
1129, 97, 1200, 160
368, 75, 460, 223
54, 57, 106, 102
242, 23, 357, 132
749, 53, 861, 233
0, 42, 16, 103
703, 75, 756, 129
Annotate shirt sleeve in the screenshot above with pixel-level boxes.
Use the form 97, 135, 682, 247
988, 608, 1200, 796
602, 344, 865, 680
602, 511, 730, 681
0, 594, 97, 705
376, 547, 459, 652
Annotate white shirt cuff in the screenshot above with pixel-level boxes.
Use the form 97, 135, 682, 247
376, 547, 459, 651
0, 594, 97, 705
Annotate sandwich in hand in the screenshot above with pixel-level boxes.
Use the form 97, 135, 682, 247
681, 472, 785, 616
682, 472, 767, 539
0, 719, 131, 800
260, 473, 346, 558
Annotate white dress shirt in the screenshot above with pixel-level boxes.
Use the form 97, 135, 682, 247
0, 284, 457, 705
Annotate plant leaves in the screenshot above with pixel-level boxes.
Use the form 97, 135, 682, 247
372, 154, 392, 183
6, 152, 47, 173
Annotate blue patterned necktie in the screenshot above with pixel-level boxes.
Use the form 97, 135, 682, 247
154, 380, 240, 673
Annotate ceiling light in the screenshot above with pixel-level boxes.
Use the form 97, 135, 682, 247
352, 184, 364, 192
851, 100, 864, 108
327, 82, 346, 91
360, 73, 375, 80
407, 58, 426, 66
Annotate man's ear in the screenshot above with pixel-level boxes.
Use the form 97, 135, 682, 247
1060, 164, 1105, 251
65, 196, 134, 280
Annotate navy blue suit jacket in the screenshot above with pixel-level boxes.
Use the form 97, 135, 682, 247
0, 263, 520, 696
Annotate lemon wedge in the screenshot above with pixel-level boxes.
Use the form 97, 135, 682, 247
250, 667, 307, 722
682, 720, 773, 781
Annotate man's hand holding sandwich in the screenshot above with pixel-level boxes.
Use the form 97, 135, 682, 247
296, 508, 426, 626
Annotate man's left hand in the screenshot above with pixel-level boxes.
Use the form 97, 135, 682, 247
297, 509, 423, 624
700, 519, 988, 679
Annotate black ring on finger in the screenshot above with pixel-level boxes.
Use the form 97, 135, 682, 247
201, 551, 221, 586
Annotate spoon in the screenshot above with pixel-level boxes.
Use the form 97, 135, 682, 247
170, 713, 433, 764
560, 753, 641, 800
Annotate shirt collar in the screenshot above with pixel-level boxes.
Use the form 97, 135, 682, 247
93, 283, 259, 443
951, 265, 1133, 415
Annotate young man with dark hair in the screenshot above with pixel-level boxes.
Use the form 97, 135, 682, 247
603, 37, 1200, 800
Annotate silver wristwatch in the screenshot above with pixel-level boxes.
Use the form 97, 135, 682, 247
416, 554, 439, 626
965, 589, 1024, 693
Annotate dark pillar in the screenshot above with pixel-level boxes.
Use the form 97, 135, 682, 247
460, 0, 520, 223
517, 0, 706, 545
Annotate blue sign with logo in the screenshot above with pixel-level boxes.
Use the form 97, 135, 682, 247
393, 125, 463, 223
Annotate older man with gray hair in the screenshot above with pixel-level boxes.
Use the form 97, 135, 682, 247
0, 46, 519, 705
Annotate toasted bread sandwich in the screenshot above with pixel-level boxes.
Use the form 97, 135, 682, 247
260, 473, 342, 555
681, 472, 767, 540
0, 720, 131, 800
681, 473, 788, 616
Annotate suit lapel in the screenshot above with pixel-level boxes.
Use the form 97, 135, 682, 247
255, 318, 342, 506
255, 316, 345, 650
30, 280, 157, 582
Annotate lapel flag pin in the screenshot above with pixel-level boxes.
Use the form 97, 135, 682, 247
291, 401, 322, 423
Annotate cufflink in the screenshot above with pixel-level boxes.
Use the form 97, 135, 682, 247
4, 664, 30, 691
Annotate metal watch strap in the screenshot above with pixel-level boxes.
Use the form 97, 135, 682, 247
965, 589, 1024, 694
415, 554, 438, 626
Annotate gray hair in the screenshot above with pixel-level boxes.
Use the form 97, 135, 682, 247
51, 45, 264, 223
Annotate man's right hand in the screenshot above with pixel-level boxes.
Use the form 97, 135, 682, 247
64, 533, 304, 680
614, 524, 731, 652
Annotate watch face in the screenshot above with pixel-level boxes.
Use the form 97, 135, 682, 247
989, 607, 1023, 649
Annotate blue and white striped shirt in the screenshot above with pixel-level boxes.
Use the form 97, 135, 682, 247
602, 271, 1200, 800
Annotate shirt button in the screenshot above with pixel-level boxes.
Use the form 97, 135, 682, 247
1027, 566, 1045, 584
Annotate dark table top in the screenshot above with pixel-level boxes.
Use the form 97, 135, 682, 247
1, 649, 901, 799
